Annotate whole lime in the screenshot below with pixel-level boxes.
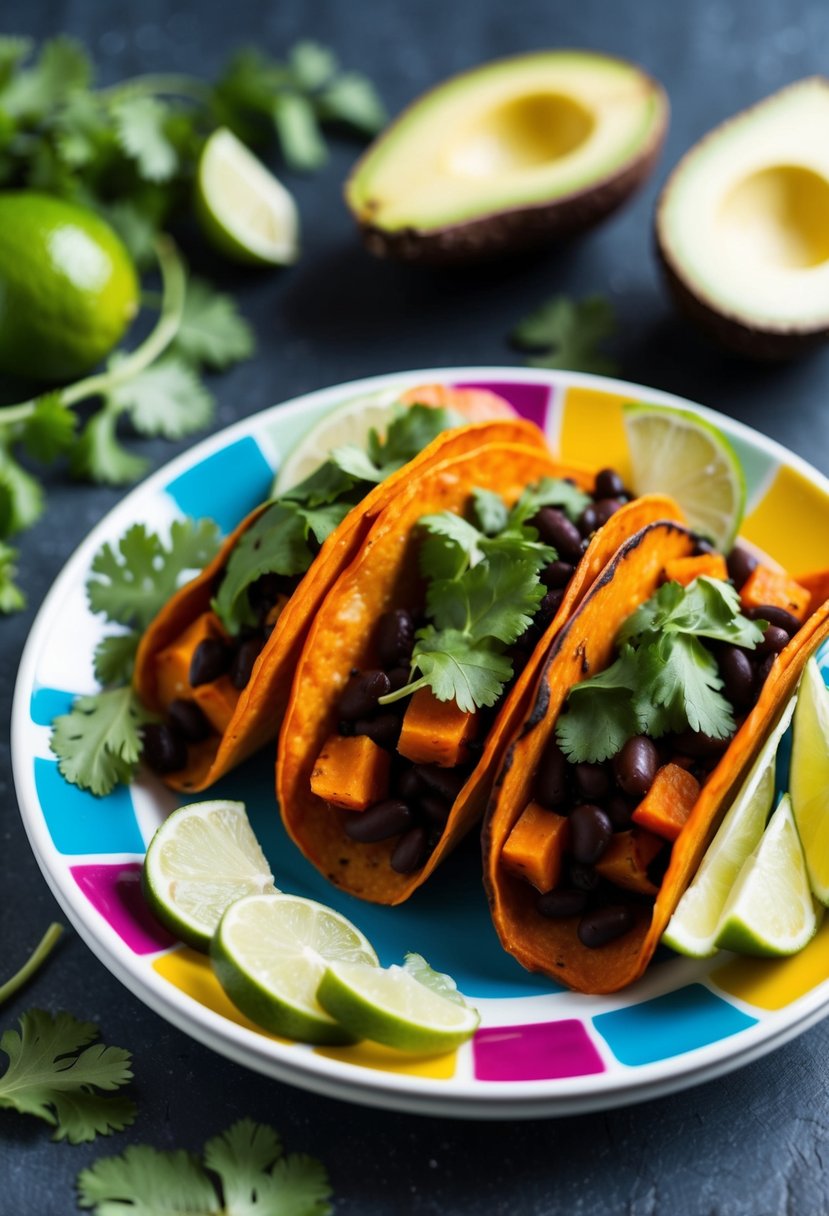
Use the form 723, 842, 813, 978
0, 192, 139, 381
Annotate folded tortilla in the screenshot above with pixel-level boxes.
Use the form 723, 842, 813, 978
482, 520, 829, 994
277, 439, 683, 905
134, 412, 546, 792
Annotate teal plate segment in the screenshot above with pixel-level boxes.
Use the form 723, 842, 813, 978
592, 984, 758, 1065
164, 436, 274, 533
34, 757, 144, 856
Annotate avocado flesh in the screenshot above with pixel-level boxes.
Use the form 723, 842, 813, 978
657, 78, 829, 351
347, 51, 667, 261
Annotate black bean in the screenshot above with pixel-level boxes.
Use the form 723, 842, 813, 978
606, 794, 635, 829
345, 800, 413, 843
718, 645, 754, 708
592, 498, 624, 528
568, 804, 613, 865
230, 636, 264, 689
167, 699, 211, 743
537, 888, 589, 918
672, 728, 731, 757
338, 670, 392, 720
420, 795, 451, 827
352, 713, 401, 749
754, 653, 776, 694
415, 764, 466, 802
757, 625, 789, 657
247, 572, 283, 618
595, 468, 626, 499
577, 504, 599, 537
541, 560, 574, 589
533, 507, 583, 562
568, 862, 601, 892
574, 761, 611, 801
746, 604, 801, 636
692, 537, 716, 556
143, 723, 187, 774
538, 588, 565, 625
386, 666, 412, 693
577, 904, 637, 948
614, 736, 659, 798
726, 544, 758, 590
390, 826, 430, 873
535, 739, 568, 808
189, 637, 232, 686
376, 609, 414, 668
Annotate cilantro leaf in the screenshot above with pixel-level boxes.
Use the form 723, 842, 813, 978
108, 355, 215, 440
93, 630, 141, 686
0, 446, 44, 534
472, 488, 509, 536
111, 95, 178, 181
0, 541, 25, 613
50, 687, 154, 796
70, 410, 149, 485
642, 633, 736, 740
316, 72, 387, 135
428, 552, 544, 646
21, 393, 77, 463
77, 1118, 332, 1215
509, 477, 592, 527
1, 36, 91, 119
172, 277, 255, 371
374, 404, 456, 465
329, 444, 386, 485
511, 294, 619, 375
289, 41, 337, 90
212, 503, 311, 633
280, 460, 359, 508
403, 953, 472, 1009
0, 1010, 134, 1143
272, 91, 327, 172
556, 645, 642, 763
410, 628, 513, 713
419, 512, 486, 572
87, 519, 221, 630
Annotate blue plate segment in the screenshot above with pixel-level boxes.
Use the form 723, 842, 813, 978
30, 686, 75, 726
164, 437, 274, 533
592, 984, 757, 1066
34, 758, 144, 856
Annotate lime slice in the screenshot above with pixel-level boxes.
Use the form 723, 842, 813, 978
623, 402, 746, 551
142, 800, 276, 950
663, 697, 796, 957
790, 656, 829, 902
272, 386, 409, 493
211, 893, 378, 1044
195, 128, 299, 266
714, 794, 821, 957
317, 960, 480, 1053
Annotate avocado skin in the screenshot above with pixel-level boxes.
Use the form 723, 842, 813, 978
657, 241, 829, 361
347, 60, 669, 267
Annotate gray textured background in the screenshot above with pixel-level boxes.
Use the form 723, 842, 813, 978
4, 1, 829, 1212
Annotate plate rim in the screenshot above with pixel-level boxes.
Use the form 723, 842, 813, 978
13, 364, 829, 1120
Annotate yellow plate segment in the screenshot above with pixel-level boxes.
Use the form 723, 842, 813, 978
315, 1040, 457, 1079
741, 463, 829, 571
558, 386, 633, 477
153, 946, 291, 1043
710, 917, 829, 1010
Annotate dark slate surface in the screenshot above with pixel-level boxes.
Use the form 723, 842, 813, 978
4, 1, 829, 1212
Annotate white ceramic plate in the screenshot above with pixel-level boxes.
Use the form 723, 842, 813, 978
13, 367, 829, 1119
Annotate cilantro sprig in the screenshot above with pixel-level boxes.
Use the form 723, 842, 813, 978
511, 294, 619, 375
77, 1118, 332, 1215
556, 576, 767, 763
380, 478, 585, 713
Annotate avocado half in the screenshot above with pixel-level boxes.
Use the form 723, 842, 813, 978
345, 51, 668, 264
656, 78, 829, 358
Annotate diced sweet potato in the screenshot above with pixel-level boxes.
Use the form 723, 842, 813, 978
663, 553, 728, 587
155, 611, 238, 731
264, 593, 289, 629
632, 762, 701, 842
397, 688, 478, 767
311, 734, 391, 811
739, 566, 810, 623
502, 802, 569, 892
398, 383, 516, 421
595, 828, 664, 895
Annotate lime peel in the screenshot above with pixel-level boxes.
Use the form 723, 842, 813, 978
790, 656, 829, 903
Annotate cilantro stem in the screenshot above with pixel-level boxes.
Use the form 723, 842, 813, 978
97, 73, 212, 104
0, 923, 64, 1008
0, 235, 186, 428
378, 674, 431, 705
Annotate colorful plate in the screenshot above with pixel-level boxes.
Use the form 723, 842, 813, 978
12, 368, 829, 1119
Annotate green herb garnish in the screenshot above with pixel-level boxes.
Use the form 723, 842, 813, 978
381, 479, 585, 713
77, 1118, 332, 1215
511, 294, 619, 374
556, 577, 767, 763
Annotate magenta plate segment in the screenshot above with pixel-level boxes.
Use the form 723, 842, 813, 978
473, 1019, 605, 1081
70, 862, 175, 955
454, 380, 552, 429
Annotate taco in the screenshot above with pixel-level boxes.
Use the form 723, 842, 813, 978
482, 520, 829, 995
277, 438, 683, 905
133, 387, 542, 792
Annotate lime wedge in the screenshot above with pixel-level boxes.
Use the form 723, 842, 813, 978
790, 656, 829, 903
623, 402, 746, 551
714, 794, 821, 957
663, 698, 796, 957
142, 800, 276, 950
211, 893, 378, 1044
195, 128, 299, 266
317, 959, 480, 1053
272, 387, 408, 494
